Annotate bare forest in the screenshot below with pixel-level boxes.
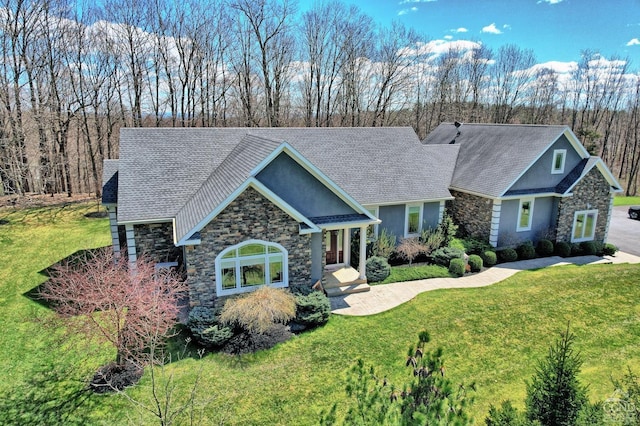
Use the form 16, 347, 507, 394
1, 0, 638, 198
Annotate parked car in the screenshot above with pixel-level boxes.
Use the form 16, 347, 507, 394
629, 206, 640, 220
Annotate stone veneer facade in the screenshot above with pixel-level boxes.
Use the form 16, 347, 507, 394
133, 222, 176, 262
447, 190, 493, 240
186, 187, 312, 308
555, 167, 612, 243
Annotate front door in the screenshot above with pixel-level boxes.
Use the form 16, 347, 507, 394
325, 230, 343, 265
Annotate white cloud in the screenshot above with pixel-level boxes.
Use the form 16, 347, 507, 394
482, 23, 502, 34
530, 61, 578, 75
398, 6, 418, 15
537, 0, 564, 4
444, 35, 453, 40
399, 0, 437, 3
451, 27, 468, 33
626, 38, 640, 46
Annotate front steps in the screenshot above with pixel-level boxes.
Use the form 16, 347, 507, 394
323, 266, 370, 297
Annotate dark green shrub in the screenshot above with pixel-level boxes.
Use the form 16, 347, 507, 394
293, 291, 330, 331
221, 324, 293, 355
571, 243, 584, 256
365, 256, 392, 282
517, 242, 536, 260
448, 258, 466, 277
603, 243, 618, 256
90, 361, 143, 393
467, 254, 483, 272
481, 250, 497, 267
187, 306, 234, 348
580, 241, 597, 255
461, 237, 492, 255
536, 239, 554, 257
555, 241, 572, 257
498, 248, 518, 263
438, 212, 458, 246
431, 246, 465, 267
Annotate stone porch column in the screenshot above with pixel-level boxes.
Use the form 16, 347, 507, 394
358, 225, 367, 280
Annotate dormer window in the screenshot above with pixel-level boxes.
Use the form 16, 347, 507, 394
552, 149, 566, 174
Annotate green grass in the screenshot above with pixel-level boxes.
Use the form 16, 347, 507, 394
2, 203, 640, 425
614, 195, 640, 206
372, 263, 451, 285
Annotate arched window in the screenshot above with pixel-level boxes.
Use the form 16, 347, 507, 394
215, 240, 288, 296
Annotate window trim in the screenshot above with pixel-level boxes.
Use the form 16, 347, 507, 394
366, 206, 379, 239
516, 198, 534, 232
552, 149, 567, 174
405, 204, 423, 237
215, 240, 288, 297
571, 209, 598, 243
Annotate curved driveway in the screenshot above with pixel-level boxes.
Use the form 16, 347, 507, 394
608, 206, 640, 256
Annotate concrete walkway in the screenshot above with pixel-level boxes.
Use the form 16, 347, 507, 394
330, 251, 640, 316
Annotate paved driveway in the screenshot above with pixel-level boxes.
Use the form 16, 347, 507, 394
607, 205, 640, 256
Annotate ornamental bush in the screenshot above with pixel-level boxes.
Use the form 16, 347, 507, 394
467, 254, 483, 272
536, 239, 554, 257
517, 242, 536, 260
219, 287, 296, 334
187, 306, 234, 349
481, 250, 497, 267
603, 243, 618, 256
580, 241, 598, 255
448, 258, 466, 277
498, 248, 518, 263
293, 291, 330, 331
431, 246, 465, 267
366, 256, 392, 282
555, 241, 572, 257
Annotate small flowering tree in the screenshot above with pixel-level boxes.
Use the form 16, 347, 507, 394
40, 247, 187, 377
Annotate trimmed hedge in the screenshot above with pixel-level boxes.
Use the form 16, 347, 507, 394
555, 241, 572, 257
536, 239, 554, 257
481, 250, 497, 267
432, 246, 466, 267
517, 242, 536, 260
366, 256, 392, 282
603, 243, 618, 256
580, 241, 598, 255
449, 258, 466, 277
293, 291, 330, 331
498, 248, 518, 263
467, 254, 483, 272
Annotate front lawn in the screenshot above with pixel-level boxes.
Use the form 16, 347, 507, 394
2, 202, 639, 424
614, 195, 640, 206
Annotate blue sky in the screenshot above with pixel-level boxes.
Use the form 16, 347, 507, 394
299, 0, 640, 65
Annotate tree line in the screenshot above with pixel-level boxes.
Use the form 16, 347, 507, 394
0, 0, 638, 198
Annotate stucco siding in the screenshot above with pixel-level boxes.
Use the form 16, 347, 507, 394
508, 135, 583, 192
256, 152, 355, 218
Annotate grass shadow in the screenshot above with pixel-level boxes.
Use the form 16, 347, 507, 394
0, 358, 99, 426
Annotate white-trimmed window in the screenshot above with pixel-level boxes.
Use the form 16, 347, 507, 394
215, 240, 288, 296
366, 206, 378, 239
517, 198, 534, 232
405, 204, 423, 236
552, 149, 566, 174
571, 210, 598, 242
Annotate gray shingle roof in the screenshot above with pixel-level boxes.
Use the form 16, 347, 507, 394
101, 159, 119, 205
116, 128, 458, 236
423, 123, 568, 197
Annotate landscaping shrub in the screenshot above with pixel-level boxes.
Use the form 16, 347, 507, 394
517, 242, 536, 260
461, 237, 492, 255
396, 237, 426, 266
498, 248, 518, 263
431, 246, 465, 267
366, 256, 392, 282
221, 324, 293, 355
580, 241, 598, 255
292, 291, 330, 331
187, 306, 234, 349
536, 239, 554, 257
370, 229, 396, 260
219, 287, 296, 334
555, 241, 572, 257
420, 227, 446, 255
89, 361, 143, 393
481, 250, 497, 267
603, 243, 618, 256
438, 212, 458, 247
571, 243, 584, 256
449, 258, 466, 277
467, 254, 483, 272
